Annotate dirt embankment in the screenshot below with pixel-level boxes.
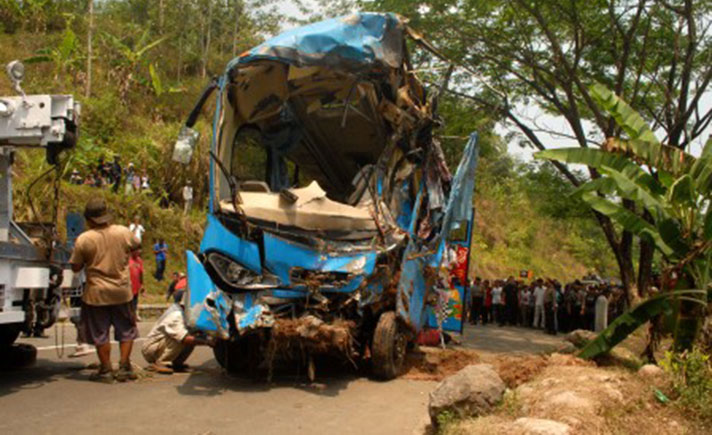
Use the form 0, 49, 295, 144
407, 346, 708, 434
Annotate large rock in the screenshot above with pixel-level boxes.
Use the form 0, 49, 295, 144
428, 363, 505, 425
564, 329, 597, 348
512, 418, 571, 435
638, 364, 664, 378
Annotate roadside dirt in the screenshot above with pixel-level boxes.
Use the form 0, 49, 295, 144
403, 348, 481, 381
402, 345, 592, 388
445, 357, 707, 435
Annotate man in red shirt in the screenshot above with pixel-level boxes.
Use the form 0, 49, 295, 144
129, 248, 144, 314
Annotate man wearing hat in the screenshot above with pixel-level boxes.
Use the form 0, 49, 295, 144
70, 198, 141, 383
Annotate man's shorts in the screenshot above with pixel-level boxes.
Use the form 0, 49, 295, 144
81, 302, 139, 346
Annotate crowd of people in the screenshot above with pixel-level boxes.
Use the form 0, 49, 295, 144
68, 156, 195, 215
69, 156, 151, 194
467, 275, 627, 335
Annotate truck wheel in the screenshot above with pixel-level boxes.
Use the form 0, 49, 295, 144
372, 311, 407, 380
0, 324, 22, 348
213, 338, 250, 373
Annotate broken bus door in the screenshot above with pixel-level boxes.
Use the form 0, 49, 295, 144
426, 211, 474, 334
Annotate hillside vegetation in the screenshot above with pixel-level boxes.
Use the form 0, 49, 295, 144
0, 3, 616, 302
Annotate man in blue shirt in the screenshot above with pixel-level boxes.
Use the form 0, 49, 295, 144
153, 238, 168, 281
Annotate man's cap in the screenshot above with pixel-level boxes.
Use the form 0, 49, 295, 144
84, 198, 112, 225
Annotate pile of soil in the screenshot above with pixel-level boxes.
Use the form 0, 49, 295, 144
402, 347, 481, 381
402, 346, 593, 387
493, 353, 594, 388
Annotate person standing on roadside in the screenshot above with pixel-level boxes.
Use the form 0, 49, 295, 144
519, 285, 531, 328
544, 282, 557, 334
491, 280, 504, 326
469, 277, 483, 325
124, 162, 135, 194
153, 238, 168, 281
129, 248, 144, 316
532, 279, 546, 329
482, 280, 492, 324
69, 198, 140, 383
182, 180, 194, 215
111, 156, 122, 194
503, 276, 518, 326
129, 215, 145, 244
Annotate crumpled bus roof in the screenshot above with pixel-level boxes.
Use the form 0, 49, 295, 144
227, 12, 406, 73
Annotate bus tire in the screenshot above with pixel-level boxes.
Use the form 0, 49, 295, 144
372, 311, 407, 380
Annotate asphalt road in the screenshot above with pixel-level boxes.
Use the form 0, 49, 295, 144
0, 321, 564, 435
1, 322, 434, 435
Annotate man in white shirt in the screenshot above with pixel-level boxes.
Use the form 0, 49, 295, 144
491, 281, 504, 325
182, 180, 194, 215
129, 215, 145, 243
532, 279, 547, 329
142, 301, 213, 374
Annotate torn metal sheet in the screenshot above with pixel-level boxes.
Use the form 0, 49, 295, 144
236, 304, 275, 334
186, 251, 231, 339
228, 13, 405, 73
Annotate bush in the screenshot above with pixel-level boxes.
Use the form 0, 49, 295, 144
660, 348, 712, 421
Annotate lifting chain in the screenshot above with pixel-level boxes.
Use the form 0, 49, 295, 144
51, 161, 67, 358
49, 162, 62, 259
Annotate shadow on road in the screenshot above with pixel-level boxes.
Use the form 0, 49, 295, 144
0, 358, 88, 398
176, 357, 365, 398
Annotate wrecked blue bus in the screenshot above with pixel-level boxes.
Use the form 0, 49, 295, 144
173, 12, 478, 379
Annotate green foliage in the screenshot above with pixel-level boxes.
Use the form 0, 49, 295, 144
660, 348, 712, 422
538, 84, 712, 354
578, 290, 706, 360
149, 63, 182, 96
589, 83, 659, 145
23, 14, 82, 87
473, 157, 617, 280
435, 410, 458, 432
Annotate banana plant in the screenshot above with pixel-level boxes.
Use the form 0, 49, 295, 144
149, 64, 183, 97
101, 30, 167, 101
24, 14, 82, 87
536, 84, 711, 357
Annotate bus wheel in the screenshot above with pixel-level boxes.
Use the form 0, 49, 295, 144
372, 311, 407, 380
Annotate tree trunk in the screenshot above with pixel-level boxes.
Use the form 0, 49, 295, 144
177, 33, 183, 82
85, 0, 94, 99
637, 237, 654, 298
232, 0, 241, 57
159, 0, 165, 33
201, 0, 213, 79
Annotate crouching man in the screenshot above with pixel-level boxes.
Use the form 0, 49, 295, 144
142, 301, 213, 374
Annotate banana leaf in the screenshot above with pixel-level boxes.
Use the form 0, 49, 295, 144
535, 148, 664, 195
600, 166, 668, 219
668, 174, 696, 208
603, 138, 694, 177
591, 83, 660, 145
578, 289, 708, 359
581, 193, 675, 257
690, 137, 712, 194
